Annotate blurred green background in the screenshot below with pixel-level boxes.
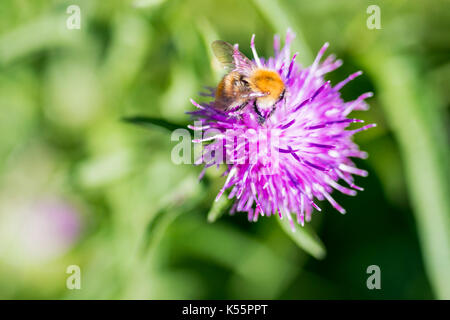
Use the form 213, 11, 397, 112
0, 0, 448, 299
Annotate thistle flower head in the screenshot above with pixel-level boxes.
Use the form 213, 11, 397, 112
189, 31, 375, 228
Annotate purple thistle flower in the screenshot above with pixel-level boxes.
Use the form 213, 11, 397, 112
188, 31, 375, 229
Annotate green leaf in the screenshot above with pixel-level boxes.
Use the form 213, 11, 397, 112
207, 195, 231, 223
169, 217, 298, 299
122, 116, 185, 132
359, 48, 450, 299
141, 175, 203, 255
277, 216, 326, 260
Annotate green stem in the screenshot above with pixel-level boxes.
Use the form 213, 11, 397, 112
360, 49, 450, 299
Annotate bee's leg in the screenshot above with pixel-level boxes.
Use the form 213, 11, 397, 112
226, 103, 246, 121
268, 106, 277, 119
253, 101, 266, 124
274, 89, 286, 113
234, 103, 247, 112
227, 101, 247, 113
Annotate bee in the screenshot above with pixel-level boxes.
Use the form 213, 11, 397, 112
211, 40, 285, 121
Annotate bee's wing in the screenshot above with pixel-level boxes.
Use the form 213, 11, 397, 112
211, 40, 235, 71
211, 40, 254, 74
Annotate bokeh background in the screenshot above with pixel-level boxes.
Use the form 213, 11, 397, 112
0, 0, 448, 299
